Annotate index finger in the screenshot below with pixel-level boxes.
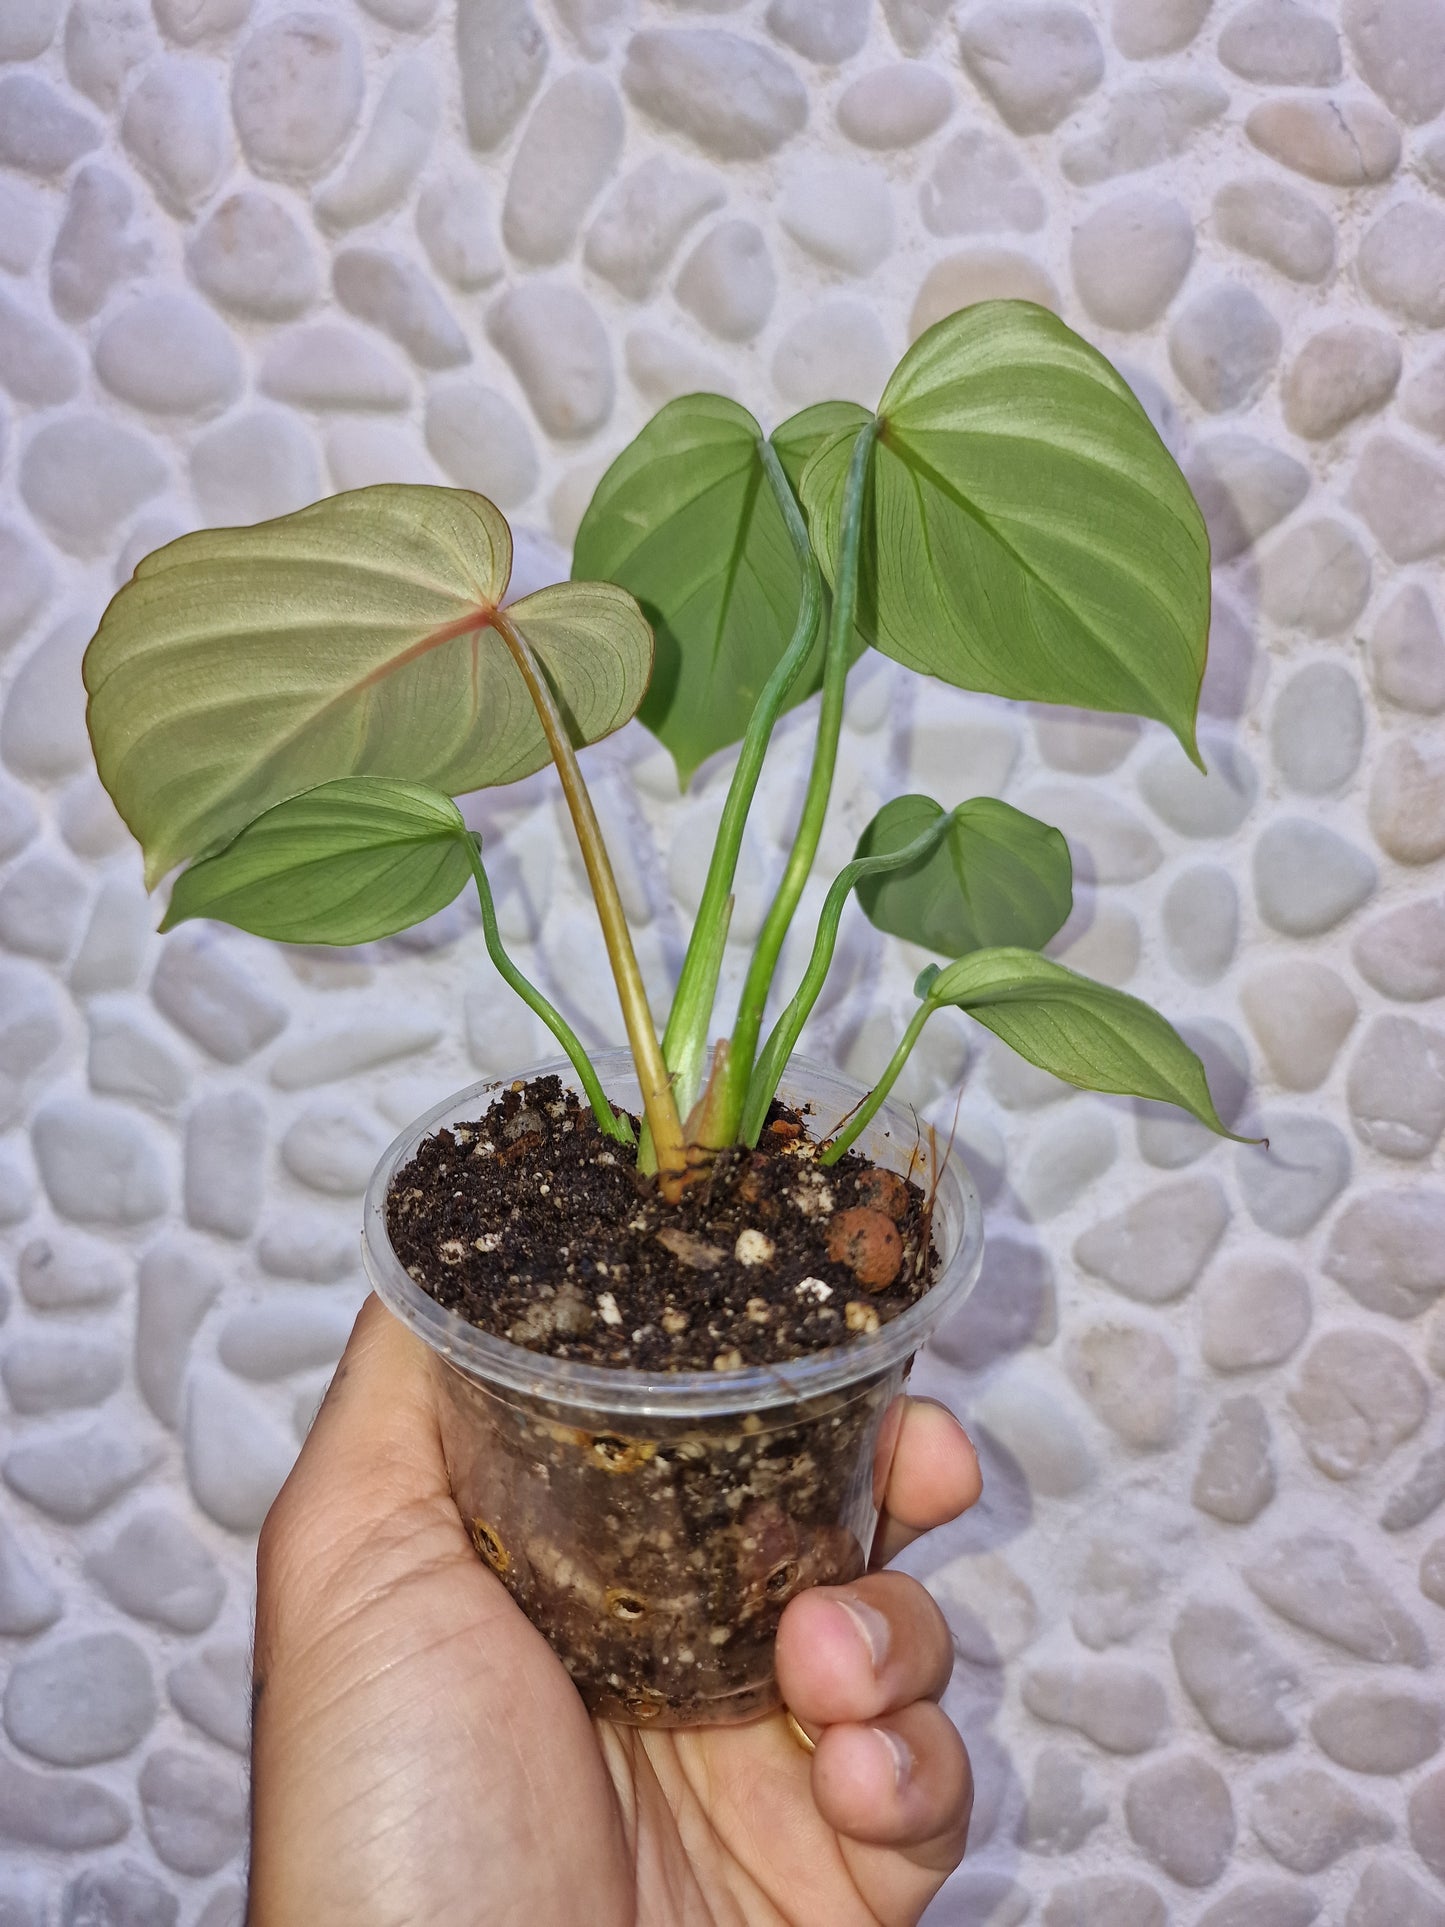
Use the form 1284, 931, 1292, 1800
872, 1397, 981, 1569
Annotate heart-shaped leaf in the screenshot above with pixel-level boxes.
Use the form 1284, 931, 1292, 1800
572, 395, 820, 787
773, 400, 871, 498
161, 778, 476, 945
85, 485, 653, 886
798, 302, 1211, 762
855, 794, 1072, 955
925, 947, 1241, 1134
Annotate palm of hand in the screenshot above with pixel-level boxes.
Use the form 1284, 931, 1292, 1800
249, 1301, 979, 1927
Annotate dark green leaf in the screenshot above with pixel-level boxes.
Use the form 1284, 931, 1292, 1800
161, 777, 475, 946
925, 947, 1242, 1135
798, 302, 1211, 762
572, 394, 817, 787
855, 794, 1072, 956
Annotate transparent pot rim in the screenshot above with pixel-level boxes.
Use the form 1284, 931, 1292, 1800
362, 1049, 984, 1421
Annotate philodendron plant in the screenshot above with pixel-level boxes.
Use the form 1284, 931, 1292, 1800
83, 301, 1238, 1200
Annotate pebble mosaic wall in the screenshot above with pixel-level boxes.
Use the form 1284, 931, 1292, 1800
2, 0, 1445, 1919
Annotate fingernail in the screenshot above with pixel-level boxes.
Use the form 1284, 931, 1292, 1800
873, 1725, 912, 1792
837, 1593, 890, 1671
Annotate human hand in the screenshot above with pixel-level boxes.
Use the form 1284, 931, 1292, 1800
248, 1296, 982, 1927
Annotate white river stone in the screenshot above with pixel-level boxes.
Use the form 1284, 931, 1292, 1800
502, 70, 623, 266
1347, 1863, 1445, 1927
1237, 1114, 1350, 1236
0, 524, 49, 653
767, 0, 868, 61
1074, 1176, 1227, 1305
1171, 1598, 1299, 1749
1314, 1685, 1442, 1773
1, 1331, 124, 1416
1168, 281, 1281, 413
96, 289, 243, 417
1370, 736, 1445, 865
152, 930, 288, 1063
1258, 516, 1372, 635
1403, 351, 1445, 438
0, 179, 47, 276
183, 1089, 266, 1239
1290, 1329, 1427, 1478
956, 3, 1104, 134
772, 297, 890, 408
185, 1364, 299, 1532
1012, 1103, 1118, 1222
1241, 960, 1356, 1091
1254, 1767, 1392, 1874
1248, 1531, 1427, 1664
139, 1747, 246, 1876
1194, 1396, 1275, 1523
188, 190, 319, 321
1017, 1746, 1107, 1854
168, 1641, 250, 1753
1214, 176, 1335, 283
1270, 662, 1364, 794
218, 1301, 353, 1381
135, 1237, 222, 1429
4, 1631, 155, 1766
928, 1549, 1039, 1665
314, 57, 437, 232
5, 1416, 160, 1523
69, 879, 151, 997
1358, 201, 1445, 327
1326, 1187, 1445, 1319
677, 220, 776, 341
17, 1232, 126, 1311
333, 247, 468, 371
31, 1098, 169, 1227
50, 164, 149, 323
191, 410, 322, 527
61, 1864, 178, 1927
0, 287, 82, 407
1220, 0, 1341, 82
259, 322, 413, 410
87, 1509, 224, 1633
1283, 323, 1400, 438
20, 414, 167, 557
1068, 1325, 1179, 1448
257, 1212, 359, 1283
281, 1101, 388, 1195
0, 1526, 59, 1636
424, 380, 538, 508
487, 281, 613, 437
1348, 1014, 1445, 1158
1247, 94, 1399, 185
1345, 0, 1445, 123
1162, 863, 1237, 983
1354, 435, 1445, 566
0, 73, 100, 175
549, 0, 627, 58
1113, 0, 1210, 56
1072, 1537, 1163, 1651
1071, 190, 1192, 330
1125, 1752, 1234, 1887
0, 0, 62, 58
1200, 1252, 1311, 1372
836, 61, 953, 147
456, 0, 547, 152
232, 11, 363, 181
2, 616, 92, 781
1042, 1877, 1166, 1927
1022, 1659, 1170, 1754
1410, 1767, 1445, 1880
64, 0, 155, 110
911, 250, 1060, 333
584, 156, 722, 298
882, 0, 952, 52
121, 55, 228, 212
1253, 818, 1375, 936
622, 28, 808, 159
923, 129, 1043, 237
971, 1366, 1097, 1498
783, 157, 894, 271
1354, 897, 1445, 1000
153, 0, 250, 39
0, 851, 87, 964
1061, 76, 1227, 185
416, 168, 504, 291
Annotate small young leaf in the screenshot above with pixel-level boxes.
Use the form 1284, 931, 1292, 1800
84, 485, 652, 887
854, 794, 1072, 956
798, 302, 1211, 762
773, 400, 871, 498
161, 778, 475, 946
571, 395, 818, 786
926, 948, 1242, 1136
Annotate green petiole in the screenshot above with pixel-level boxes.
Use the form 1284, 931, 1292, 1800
740, 812, 958, 1145
655, 437, 824, 1128
818, 994, 937, 1167
466, 839, 635, 1148
712, 417, 879, 1147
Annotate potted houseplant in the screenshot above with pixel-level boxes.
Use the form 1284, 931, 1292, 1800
83, 300, 1236, 1726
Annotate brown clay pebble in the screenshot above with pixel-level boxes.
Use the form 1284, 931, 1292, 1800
855, 1167, 910, 1222
386, 1076, 935, 1369
826, 1208, 903, 1291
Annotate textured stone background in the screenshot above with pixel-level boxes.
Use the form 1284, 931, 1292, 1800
2, 0, 1445, 1919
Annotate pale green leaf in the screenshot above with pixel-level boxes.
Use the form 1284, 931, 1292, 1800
84, 485, 652, 886
773, 400, 871, 499
571, 395, 818, 786
798, 302, 1211, 761
855, 794, 1072, 956
926, 947, 1240, 1135
162, 777, 475, 946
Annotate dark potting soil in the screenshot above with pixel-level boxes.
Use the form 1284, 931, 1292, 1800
387, 1075, 939, 1371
